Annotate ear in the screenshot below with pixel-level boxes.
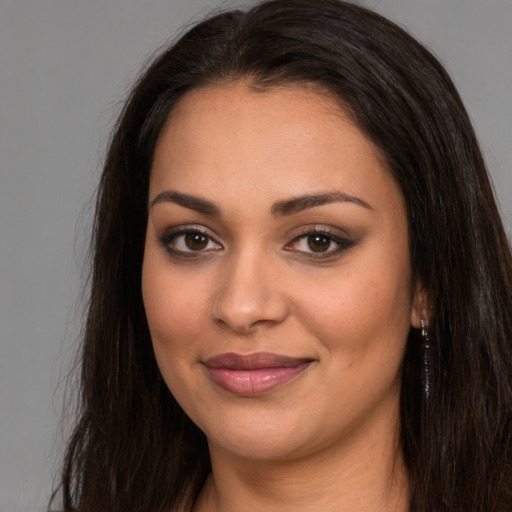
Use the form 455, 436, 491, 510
410, 281, 431, 328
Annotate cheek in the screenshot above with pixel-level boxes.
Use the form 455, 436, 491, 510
142, 258, 211, 417
141, 247, 209, 369
143, 275, 190, 342
293, 247, 413, 362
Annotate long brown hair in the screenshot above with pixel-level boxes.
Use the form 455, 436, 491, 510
54, 1, 512, 510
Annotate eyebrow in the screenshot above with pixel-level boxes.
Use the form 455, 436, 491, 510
271, 192, 374, 217
149, 190, 373, 217
150, 190, 221, 216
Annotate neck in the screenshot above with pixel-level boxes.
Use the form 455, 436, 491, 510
194, 416, 409, 512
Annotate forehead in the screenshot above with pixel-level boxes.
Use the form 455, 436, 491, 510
149, 82, 402, 216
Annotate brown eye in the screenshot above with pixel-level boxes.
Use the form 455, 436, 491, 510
286, 229, 353, 258
184, 233, 209, 251
307, 235, 332, 252
163, 229, 222, 254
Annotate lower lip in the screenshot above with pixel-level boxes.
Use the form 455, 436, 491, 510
205, 363, 312, 396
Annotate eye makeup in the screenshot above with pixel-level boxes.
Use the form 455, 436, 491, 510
159, 225, 222, 259
158, 222, 356, 263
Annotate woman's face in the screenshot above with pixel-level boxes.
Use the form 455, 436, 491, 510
142, 83, 421, 462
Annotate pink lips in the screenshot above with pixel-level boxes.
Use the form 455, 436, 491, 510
203, 352, 313, 396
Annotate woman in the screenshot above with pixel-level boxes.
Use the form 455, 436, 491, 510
54, 0, 512, 510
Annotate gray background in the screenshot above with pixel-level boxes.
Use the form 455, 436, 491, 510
1, 1, 510, 510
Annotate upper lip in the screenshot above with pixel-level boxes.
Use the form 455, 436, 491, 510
203, 352, 314, 370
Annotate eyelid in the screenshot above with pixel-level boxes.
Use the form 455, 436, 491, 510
159, 224, 223, 256
158, 223, 354, 260
291, 224, 350, 240
285, 225, 354, 257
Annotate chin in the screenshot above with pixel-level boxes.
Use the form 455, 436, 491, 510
208, 429, 311, 462
192, 405, 327, 463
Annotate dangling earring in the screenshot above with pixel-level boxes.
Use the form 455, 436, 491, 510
420, 318, 432, 410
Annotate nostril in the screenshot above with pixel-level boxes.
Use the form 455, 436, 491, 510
210, 284, 289, 333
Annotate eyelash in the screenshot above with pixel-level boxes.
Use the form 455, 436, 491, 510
159, 226, 354, 260
159, 226, 221, 258
286, 228, 354, 258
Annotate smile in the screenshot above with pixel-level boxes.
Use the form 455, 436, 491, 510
203, 352, 314, 396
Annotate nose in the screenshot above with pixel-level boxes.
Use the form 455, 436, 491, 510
210, 248, 289, 334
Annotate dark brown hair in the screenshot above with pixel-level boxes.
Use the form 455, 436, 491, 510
54, 1, 512, 510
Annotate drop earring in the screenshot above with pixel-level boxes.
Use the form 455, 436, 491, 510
420, 318, 432, 411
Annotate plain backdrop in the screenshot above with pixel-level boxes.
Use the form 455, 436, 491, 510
1, 1, 510, 510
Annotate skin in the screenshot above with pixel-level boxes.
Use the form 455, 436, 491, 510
142, 82, 424, 511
